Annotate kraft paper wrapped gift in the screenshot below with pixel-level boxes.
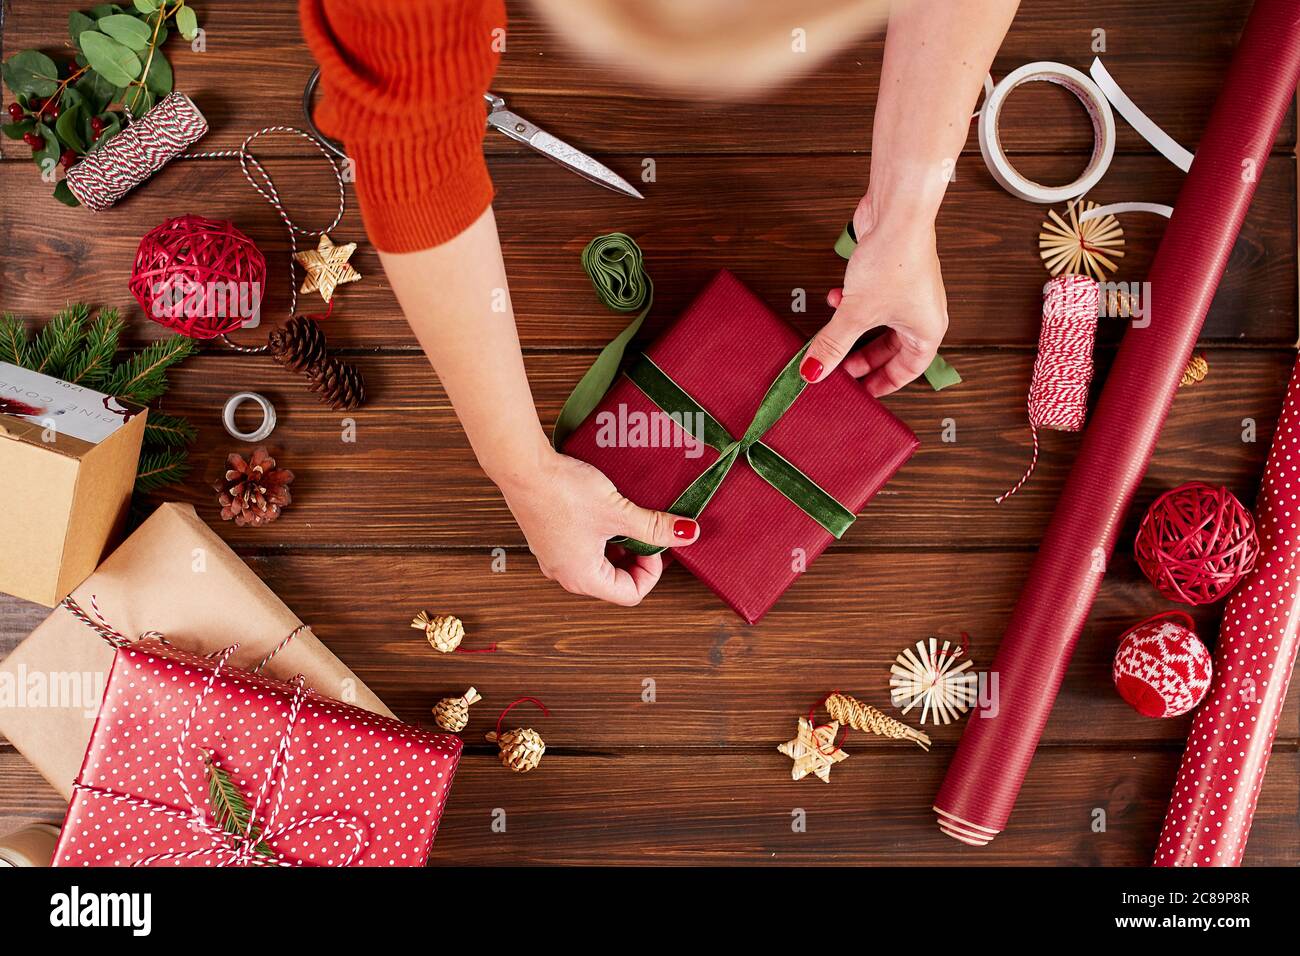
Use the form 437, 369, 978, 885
0, 502, 391, 800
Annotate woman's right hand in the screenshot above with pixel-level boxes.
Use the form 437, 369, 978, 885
496, 448, 701, 606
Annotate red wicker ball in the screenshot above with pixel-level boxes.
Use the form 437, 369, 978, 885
1134, 481, 1258, 605
129, 214, 267, 339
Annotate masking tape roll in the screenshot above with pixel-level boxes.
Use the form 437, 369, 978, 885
978, 61, 1116, 204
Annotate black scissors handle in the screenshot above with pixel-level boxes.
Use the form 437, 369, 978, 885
302, 67, 349, 162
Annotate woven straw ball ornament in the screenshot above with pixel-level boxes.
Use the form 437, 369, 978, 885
486, 698, 549, 773
1038, 199, 1125, 281
433, 687, 481, 733
412, 611, 464, 653
890, 638, 978, 726
1134, 482, 1259, 605
1112, 612, 1213, 718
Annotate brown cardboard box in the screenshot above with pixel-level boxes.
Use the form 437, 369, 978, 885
0, 362, 147, 606
0, 502, 393, 799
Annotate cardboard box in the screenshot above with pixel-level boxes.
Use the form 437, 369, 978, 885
0, 361, 146, 606
0, 502, 394, 799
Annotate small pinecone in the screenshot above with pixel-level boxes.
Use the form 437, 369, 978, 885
307, 355, 366, 410
267, 315, 328, 373
412, 611, 464, 653
433, 687, 481, 732
214, 446, 294, 527
486, 727, 546, 773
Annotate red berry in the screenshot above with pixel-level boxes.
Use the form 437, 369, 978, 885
90, 116, 104, 132
6, 103, 22, 121
92, 129, 102, 142
22, 132, 41, 148
46, 105, 60, 120
59, 149, 77, 168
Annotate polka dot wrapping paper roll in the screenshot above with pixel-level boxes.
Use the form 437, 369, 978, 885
51, 639, 462, 867
1154, 357, 1300, 866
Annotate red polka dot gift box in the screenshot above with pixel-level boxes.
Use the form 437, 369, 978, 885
52, 639, 461, 867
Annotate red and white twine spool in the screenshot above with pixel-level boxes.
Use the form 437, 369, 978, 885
64, 92, 209, 210
997, 273, 1100, 502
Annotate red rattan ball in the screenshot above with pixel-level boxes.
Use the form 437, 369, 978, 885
129, 214, 266, 339
1134, 481, 1259, 605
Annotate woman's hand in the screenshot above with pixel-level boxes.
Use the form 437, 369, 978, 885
801, 197, 949, 397
497, 448, 701, 606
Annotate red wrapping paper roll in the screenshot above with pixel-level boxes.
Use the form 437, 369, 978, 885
1154, 358, 1300, 866
935, 0, 1300, 845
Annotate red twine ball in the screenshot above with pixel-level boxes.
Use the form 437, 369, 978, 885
1134, 481, 1259, 605
1112, 611, 1212, 718
129, 214, 266, 339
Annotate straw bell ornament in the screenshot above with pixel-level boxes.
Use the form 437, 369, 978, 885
412, 611, 464, 653
486, 698, 548, 773
433, 687, 481, 733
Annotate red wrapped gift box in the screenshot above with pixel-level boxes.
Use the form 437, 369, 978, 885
563, 271, 918, 623
53, 638, 461, 867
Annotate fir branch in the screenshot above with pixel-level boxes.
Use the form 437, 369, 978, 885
133, 448, 191, 494
0, 313, 26, 367
203, 753, 274, 857
143, 411, 197, 448
101, 334, 197, 404
62, 308, 124, 387
27, 304, 90, 377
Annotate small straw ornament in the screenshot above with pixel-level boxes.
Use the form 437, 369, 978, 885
64, 92, 209, 211
432, 687, 481, 733
997, 273, 1100, 503
823, 692, 931, 750
1038, 198, 1125, 281
890, 638, 978, 726
1133, 482, 1259, 605
1180, 353, 1209, 386
778, 716, 848, 782
486, 698, 548, 773
410, 611, 497, 654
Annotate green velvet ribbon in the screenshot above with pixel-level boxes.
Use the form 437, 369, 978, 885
619, 345, 857, 555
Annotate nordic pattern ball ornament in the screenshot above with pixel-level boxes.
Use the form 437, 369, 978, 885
129, 214, 267, 339
1112, 611, 1212, 718
1133, 481, 1259, 605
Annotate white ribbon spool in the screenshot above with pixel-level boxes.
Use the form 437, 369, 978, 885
222, 391, 277, 443
978, 61, 1116, 204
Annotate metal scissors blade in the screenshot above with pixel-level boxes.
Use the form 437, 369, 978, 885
484, 93, 643, 200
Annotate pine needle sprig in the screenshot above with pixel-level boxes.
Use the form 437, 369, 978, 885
134, 449, 192, 493
100, 334, 197, 404
203, 752, 275, 857
144, 411, 198, 448
0, 313, 25, 366
27, 304, 91, 377
62, 307, 124, 387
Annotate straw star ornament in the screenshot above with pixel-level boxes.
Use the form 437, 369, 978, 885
294, 233, 362, 303
778, 717, 848, 782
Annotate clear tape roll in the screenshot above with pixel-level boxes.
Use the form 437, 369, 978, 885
978, 61, 1116, 204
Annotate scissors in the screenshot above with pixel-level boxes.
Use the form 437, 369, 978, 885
303, 68, 643, 200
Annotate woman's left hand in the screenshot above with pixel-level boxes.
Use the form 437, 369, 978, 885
800, 199, 949, 397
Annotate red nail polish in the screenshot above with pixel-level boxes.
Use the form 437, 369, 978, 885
673, 518, 698, 540
800, 356, 824, 382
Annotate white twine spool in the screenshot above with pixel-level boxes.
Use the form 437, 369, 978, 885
222, 391, 277, 443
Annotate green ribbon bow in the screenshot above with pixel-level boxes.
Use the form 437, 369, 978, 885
555, 232, 856, 556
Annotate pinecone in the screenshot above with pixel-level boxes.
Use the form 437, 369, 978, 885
306, 355, 366, 410
433, 687, 481, 732
214, 446, 294, 527
267, 315, 328, 373
486, 726, 546, 773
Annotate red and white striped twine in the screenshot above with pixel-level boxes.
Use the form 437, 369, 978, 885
997, 273, 1100, 503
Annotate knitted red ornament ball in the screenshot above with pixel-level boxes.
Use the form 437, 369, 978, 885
1112, 611, 1212, 718
129, 214, 267, 339
1133, 481, 1258, 605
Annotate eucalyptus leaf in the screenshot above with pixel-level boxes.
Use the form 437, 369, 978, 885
60, 86, 86, 112
88, 110, 122, 152
1, 119, 35, 139
53, 180, 81, 207
2, 50, 61, 98
33, 122, 61, 174
124, 83, 155, 117
69, 11, 97, 44
75, 69, 118, 114
56, 105, 86, 152
79, 31, 142, 87
142, 49, 172, 96
176, 5, 199, 41
90, 4, 126, 16
98, 14, 153, 52
133, 0, 158, 11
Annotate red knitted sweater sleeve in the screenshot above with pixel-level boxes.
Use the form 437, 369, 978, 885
299, 0, 505, 253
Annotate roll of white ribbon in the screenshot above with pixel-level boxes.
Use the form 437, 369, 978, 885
978, 61, 1116, 204
222, 391, 277, 443
1079, 201, 1174, 221
1089, 57, 1194, 173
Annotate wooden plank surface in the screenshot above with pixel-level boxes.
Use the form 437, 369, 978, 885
0, 749, 1295, 866
2, 0, 1298, 867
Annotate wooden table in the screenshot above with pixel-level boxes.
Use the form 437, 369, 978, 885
2, 0, 1297, 865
